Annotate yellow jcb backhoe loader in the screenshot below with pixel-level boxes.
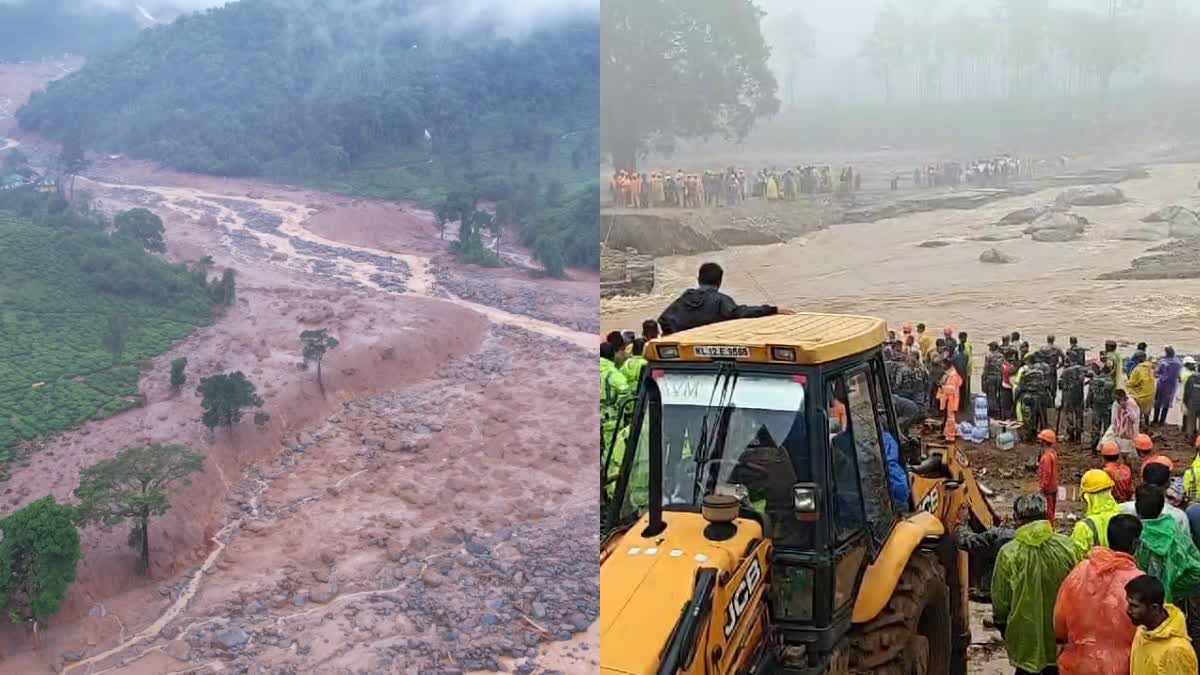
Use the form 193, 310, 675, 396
601, 313, 997, 675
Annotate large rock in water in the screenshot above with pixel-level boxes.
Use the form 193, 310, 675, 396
1023, 211, 1088, 242
979, 248, 1016, 264
1115, 223, 1170, 241
1169, 210, 1200, 238
1055, 185, 1126, 207
998, 206, 1047, 225
1142, 205, 1194, 223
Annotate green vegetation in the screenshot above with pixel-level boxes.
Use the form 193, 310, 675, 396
74, 445, 205, 575
115, 208, 166, 253
0, 497, 82, 628
300, 329, 339, 386
0, 202, 212, 463
170, 357, 188, 390
16, 0, 598, 272
196, 372, 264, 432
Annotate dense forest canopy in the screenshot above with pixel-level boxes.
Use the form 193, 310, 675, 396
17, 0, 598, 268
0, 0, 141, 61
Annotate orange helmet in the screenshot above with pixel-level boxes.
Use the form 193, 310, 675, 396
1100, 441, 1120, 457
1037, 429, 1057, 444
1146, 455, 1174, 471
1134, 434, 1153, 451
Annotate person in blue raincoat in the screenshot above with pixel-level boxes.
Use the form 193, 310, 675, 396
879, 416, 910, 509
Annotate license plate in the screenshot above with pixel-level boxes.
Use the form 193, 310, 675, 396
694, 345, 750, 359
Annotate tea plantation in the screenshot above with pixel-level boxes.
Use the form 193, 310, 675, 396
0, 210, 212, 469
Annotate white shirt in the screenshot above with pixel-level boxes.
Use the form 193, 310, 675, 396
1119, 500, 1191, 538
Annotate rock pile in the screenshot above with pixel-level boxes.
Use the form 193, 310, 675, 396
1054, 185, 1126, 207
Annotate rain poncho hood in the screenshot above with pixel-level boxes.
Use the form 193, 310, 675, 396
1134, 514, 1200, 603
1071, 490, 1121, 555
992, 520, 1080, 672
1130, 604, 1198, 675
1053, 548, 1141, 675
1128, 361, 1156, 406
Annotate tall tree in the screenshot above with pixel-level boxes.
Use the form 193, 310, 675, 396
102, 313, 130, 366
220, 268, 236, 307
74, 445, 205, 575
114, 208, 166, 253
196, 371, 264, 432
0, 497, 82, 644
601, 0, 779, 170
56, 134, 88, 201
300, 329, 339, 386
861, 3, 910, 104
764, 8, 814, 110
170, 357, 188, 391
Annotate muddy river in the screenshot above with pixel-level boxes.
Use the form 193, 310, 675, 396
603, 163, 1200, 356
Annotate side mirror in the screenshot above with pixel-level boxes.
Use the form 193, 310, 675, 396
793, 483, 821, 522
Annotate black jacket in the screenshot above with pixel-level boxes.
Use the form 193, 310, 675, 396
658, 285, 777, 336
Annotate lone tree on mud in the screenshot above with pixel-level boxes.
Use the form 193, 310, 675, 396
197, 371, 264, 432
600, 0, 778, 171
0, 497, 82, 645
170, 357, 188, 390
300, 329, 339, 386
209, 268, 236, 306
56, 134, 88, 201
74, 445, 205, 575
114, 208, 166, 253
102, 312, 130, 366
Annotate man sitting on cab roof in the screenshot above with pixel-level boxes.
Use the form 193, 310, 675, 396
658, 262, 792, 336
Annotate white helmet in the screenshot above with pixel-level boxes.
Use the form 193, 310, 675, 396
1185, 356, 1197, 366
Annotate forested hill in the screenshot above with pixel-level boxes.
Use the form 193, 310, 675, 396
0, 0, 140, 61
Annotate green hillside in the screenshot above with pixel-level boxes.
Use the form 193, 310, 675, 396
0, 207, 212, 470
16, 0, 598, 268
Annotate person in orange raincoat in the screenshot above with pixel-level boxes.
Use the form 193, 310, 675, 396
938, 355, 963, 441
1039, 429, 1060, 524
1101, 441, 1135, 503
1053, 513, 1144, 675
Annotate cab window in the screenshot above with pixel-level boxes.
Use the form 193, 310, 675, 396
844, 369, 897, 545
827, 377, 864, 542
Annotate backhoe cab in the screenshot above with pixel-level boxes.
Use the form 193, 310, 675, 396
601, 313, 982, 675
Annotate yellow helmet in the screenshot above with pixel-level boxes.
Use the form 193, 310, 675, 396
1080, 469, 1115, 494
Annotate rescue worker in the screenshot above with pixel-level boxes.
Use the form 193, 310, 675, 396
917, 323, 935, 364
983, 341, 1005, 418
641, 319, 659, 341
1125, 574, 1199, 675
621, 338, 647, 391
1131, 482, 1200, 646
1059, 359, 1087, 444
1104, 340, 1126, 389
956, 502, 1016, 602
1053, 514, 1143, 675
1134, 434, 1171, 478
938, 355, 963, 441
1122, 462, 1191, 539
928, 346, 947, 411
1071, 470, 1122, 555
1039, 430, 1061, 525
1066, 335, 1087, 367
1153, 346, 1183, 427
943, 326, 958, 355
1002, 333, 1019, 364
1000, 351, 1017, 421
1039, 334, 1065, 398
658, 262, 783, 335
1100, 441, 1134, 503
1184, 437, 1200, 505
1183, 357, 1200, 443
1018, 358, 1051, 441
991, 494, 1079, 675
600, 342, 631, 454
1087, 363, 1116, 450
1128, 352, 1156, 429
954, 334, 972, 414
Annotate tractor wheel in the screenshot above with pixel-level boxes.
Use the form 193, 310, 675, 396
847, 550, 952, 675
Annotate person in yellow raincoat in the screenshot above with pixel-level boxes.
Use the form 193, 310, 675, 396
938, 356, 963, 441
1127, 353, 1156, 429
1071, 469, 1123, 555
766, 173, 779, 200
1126, 574, 1199, 675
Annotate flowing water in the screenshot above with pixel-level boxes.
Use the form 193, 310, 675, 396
603, 163, 1200, 355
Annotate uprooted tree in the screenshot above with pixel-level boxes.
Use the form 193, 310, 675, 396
600, 0, 779, 171
0, 497, 82, 644
197, 371, 264, 432
300, 329, 339, 386
74, 445, 205, 575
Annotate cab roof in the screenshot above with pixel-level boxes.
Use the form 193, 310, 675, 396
648, 313, 887, 365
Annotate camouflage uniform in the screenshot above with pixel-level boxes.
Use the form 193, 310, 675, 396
926, 358, 946, 411
982, 350, 1005, 418
1067, 345, 1087, 367
1086, 374, 1115, 447
1017, 363, 1051, 441
1035, 345, 1065, 401
893, 362, 929, 419
1058, 364, 1087, 443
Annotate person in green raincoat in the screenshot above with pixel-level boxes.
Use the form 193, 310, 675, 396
601, 342, 632, 455
1071, 469, 1123, 555
991, 493, 1080, 675
620, 338, 648, 393
1132, 481, 1200, 646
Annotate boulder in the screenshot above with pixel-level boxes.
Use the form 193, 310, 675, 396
998, 206, 1046, 225
1142, 205, 1194, 223
1169, 210, 1200, 239
1055, 185, 1126, 207
918, 240, 952, 248
1023, 211, 1088, 236
1114, 223, 1170, 241
979, 248, 1016, 264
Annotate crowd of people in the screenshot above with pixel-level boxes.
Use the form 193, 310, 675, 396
600, 260, 1200, 673
909, 154, 1033, 189
606, 164, 865, 209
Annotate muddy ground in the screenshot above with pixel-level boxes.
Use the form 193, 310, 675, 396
0, 61, 598, 674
